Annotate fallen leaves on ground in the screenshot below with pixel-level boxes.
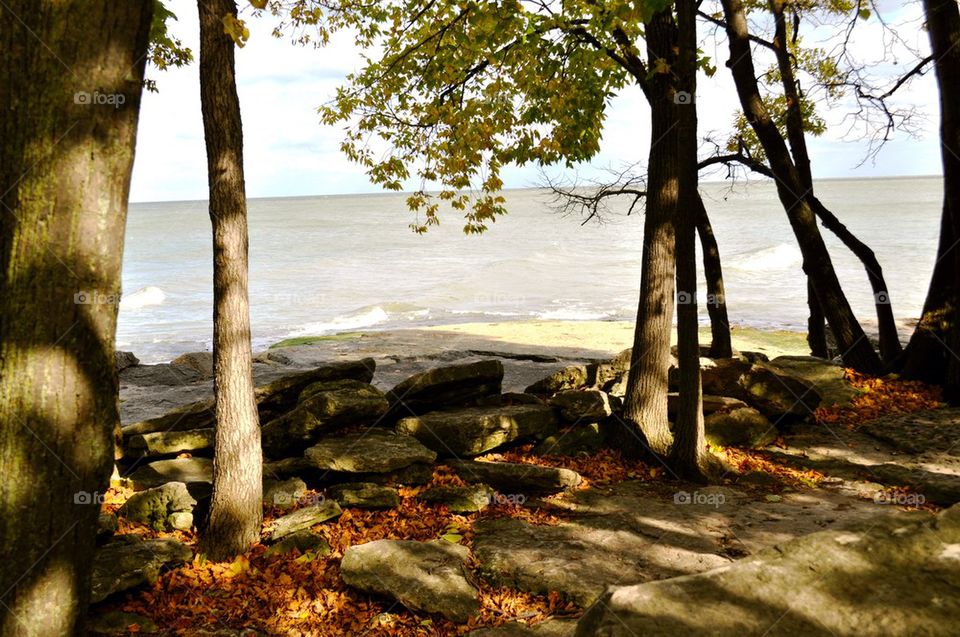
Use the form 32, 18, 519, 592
478, 445, 660, 487
815, 370, 943, 428
713, 446, 826, 488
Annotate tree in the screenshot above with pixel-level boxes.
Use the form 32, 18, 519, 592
0, 1, 153, 634
717, 0, 883, 374
902, 0, 960, 401
196, 0, 263, 561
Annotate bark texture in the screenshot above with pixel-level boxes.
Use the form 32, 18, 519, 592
720, 0, 882, 374
621, 9, 679, 457
197, 0, 264, 560
669, 0, 708, 480
902, 0, 960, 401
0, 2, 152, 634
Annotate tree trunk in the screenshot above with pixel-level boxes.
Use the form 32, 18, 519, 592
669, 0, 709, 481
720, 0, 882, 374
0, 2, 152, 634
902, 0, 960, 401
807, 279, 829, 358
770, 1, 901, 364
621, 9, 679, 458
695, 195, 733, 358
197, 0, 263, 561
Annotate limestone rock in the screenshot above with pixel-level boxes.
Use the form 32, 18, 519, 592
304, 430, 437, 474
125, 458, 213, 491
115, 351, 140, 373
769, 355, 860, 407
263, 477, 308, 510
118, 481, 197, 532
386, 360, 504, 417
327, 482, 401, 509
125, 428, 214, 458
419, 484, 495, 512
171, 351, 214, 379
91, 536, 192, 603
446, 459, 581, 494
533, 424, 604, 457
87, 611, 158, 635
265, 501, 343, 542
261, 380, 389, 457
525, 365, 590, 395
340, 539, 480, 622
263, 531, 331, 558
704, 407, 776, 449
667, 393, 748, 419
397, 405, 557, 457
549, 389, 614, 423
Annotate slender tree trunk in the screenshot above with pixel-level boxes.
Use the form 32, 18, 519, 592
720, 0, 882, 374
0, 2, 152, 634
807, 280, 829, 358
770, 1, 901, 364
695, 195, 733, 358
197, 0, 263, 561
670, 0, 709, 481
902, 0, 960, 401
621, 9, 679, 458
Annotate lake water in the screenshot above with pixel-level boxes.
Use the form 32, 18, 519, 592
119, 177, 942, 362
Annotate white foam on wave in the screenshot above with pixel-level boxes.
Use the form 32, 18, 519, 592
120, 286, 166, 310
536, 308, 610, 321
728, 243, 802, 271
287, 305, 390, 336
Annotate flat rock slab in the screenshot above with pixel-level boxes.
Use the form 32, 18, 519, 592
860, 408, 960, 457
125, 428, 214, 458
575, 506, 960, 636
468, 620, 577, 636
263, 531, 331, 558
91, 537, 192, 603
304, 430, 437, 474
769, 355, 861, 408
261, 379, 389, 457
447, 459, 581, 495
118, 481, 196, 531
549, 390, 614, 423
397, 405, 557, 457
125, 458, 213, 490
265, 501, 343, 542
418, 484, 495, 512
386, 359, 504, 417
326, 482, 401, 509
340, 539, 479, 622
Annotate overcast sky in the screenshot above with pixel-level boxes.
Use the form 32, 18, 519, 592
129, 0, 940, 203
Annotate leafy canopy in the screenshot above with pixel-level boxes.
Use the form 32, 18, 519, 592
263, 0, 672, 233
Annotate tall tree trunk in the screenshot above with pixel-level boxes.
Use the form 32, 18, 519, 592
670, 0, 709, 481
197, 0, 263, 561
902, 0, 960, 401
720, 0, 882, 374
0, 2, 152, 634
621, 9, 679, 458
695, 196, 733, 358
770, 0, 901, 364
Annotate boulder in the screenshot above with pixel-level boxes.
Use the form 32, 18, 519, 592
700, 359, 821, 420
263, 531, 331, 558
122, 359, 375, 437
125, 428, 214, 458
667, 393, 748, 419
304, 430, 437, 474
574, 506, 960, 636
90, 536, 192, 603
525, 365, 590, 395
446, 459, 581, 494
120, 363, 203, 386
118, 482, 197, 531
704, 407, 776, 449
418, 484, 495, 513
549, 390, 614, 423
125, 457, 213, 491
769, 355, 860, 407
533, 424, 604, 457
354, 462, 436, 487
326, 482, 401, 509
96, 513, 118, 545
397, 405, 557, 457
115, 351, 140, 373
263, 477, 308, 510
171, 351, 214, 379
386, 360, 504, 418
340, 539, 480, 622
264, 501, 343, 542
261, 380, 389, 458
